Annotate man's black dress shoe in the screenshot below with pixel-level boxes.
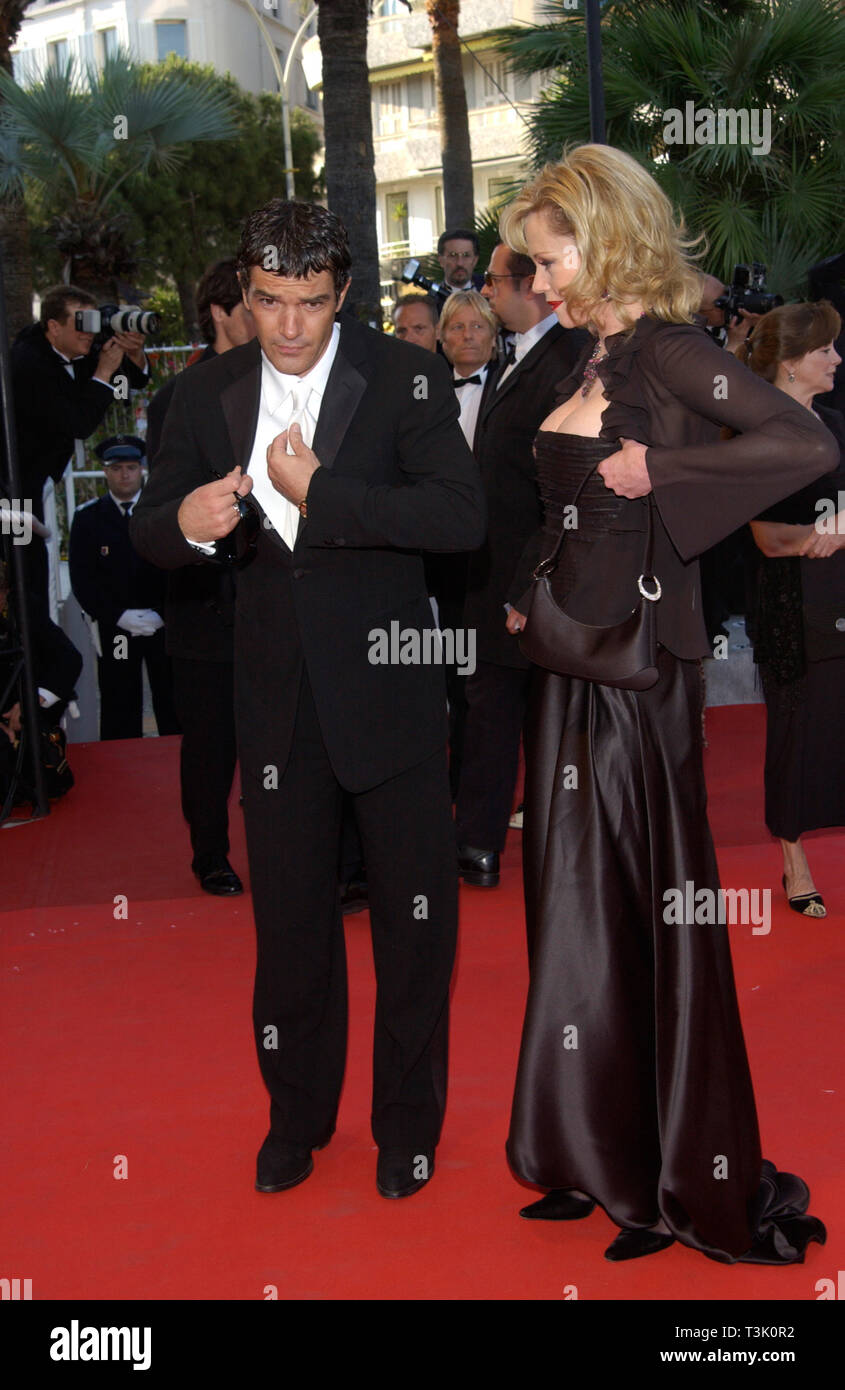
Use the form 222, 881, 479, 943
519, 1189, 596, 1220
255, 1134, 315, 1193
457, 846, 500, 887
340, 878, 369, 915
604, 1227, 676, 1261
376, 1149, 434, 1199
194, 855, 243, 896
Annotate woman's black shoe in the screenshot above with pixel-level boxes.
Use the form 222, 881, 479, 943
519, 1189, 596, 1220
604, 1228, 675, 1261
782, 875, 826, 918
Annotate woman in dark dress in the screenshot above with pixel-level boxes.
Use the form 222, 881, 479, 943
500, 145, 833, 1264
740, 303, 845, 917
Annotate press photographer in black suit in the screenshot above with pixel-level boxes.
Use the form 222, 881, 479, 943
131, 201, 485, 1200
10, 285, 149, 599
146, 260, 255, 896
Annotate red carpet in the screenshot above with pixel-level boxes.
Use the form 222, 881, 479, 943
1, 706, 842, 1301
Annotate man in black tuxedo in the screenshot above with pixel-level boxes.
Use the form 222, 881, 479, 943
9, 285, 149, 599
69, 436, 179, 741
455, 245, 589, 887
146, 259, 255, 896
131, 200, 485, 1199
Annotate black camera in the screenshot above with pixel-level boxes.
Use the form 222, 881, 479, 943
714, 264, 782, 325
400, 259, 450, 311
74, 304, 160, 343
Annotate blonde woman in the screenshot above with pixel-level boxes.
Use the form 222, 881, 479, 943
501, 144, 832, 1264
742, 302, 845, 916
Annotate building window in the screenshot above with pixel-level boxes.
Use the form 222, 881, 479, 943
406, 73, 434, 124
305, 84, 318, 111
97, 28, 118, 66
377, 82, 405, 136
478, 58, 510, 108
155, 21, 188, 62
435, 186, 445, 238
385, 192, 409, 247
47, 38, 69, 72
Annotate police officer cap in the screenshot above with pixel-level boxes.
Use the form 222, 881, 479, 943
95, 434, 146, 463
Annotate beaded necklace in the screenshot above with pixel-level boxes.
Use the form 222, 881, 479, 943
580, 340, 608, 397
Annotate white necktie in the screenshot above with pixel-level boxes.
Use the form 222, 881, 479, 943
277, 386, 312, 548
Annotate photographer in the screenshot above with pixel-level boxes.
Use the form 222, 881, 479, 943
696, 268, 780, 645
1, 552, 81, 809
10, 285, 149, 597
699, 272, 763, 351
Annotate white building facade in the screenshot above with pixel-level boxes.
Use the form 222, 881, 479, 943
12, 0, 320, 114
364, 0, 548, 273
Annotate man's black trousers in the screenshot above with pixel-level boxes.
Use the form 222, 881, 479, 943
244, 669, 458, 1153
171, 657, 238, 870
454, 660, 533, 851
97, 626, 180, 740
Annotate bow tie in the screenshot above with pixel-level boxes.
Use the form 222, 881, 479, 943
454, 374, 483, 387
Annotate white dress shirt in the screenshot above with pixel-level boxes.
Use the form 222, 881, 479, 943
247, 323, 341, 550
496, 312, 558, 389
109, 487, 142, 518
453, 364, 489, 448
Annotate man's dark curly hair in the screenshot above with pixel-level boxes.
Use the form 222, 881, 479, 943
237, 200, 352, 299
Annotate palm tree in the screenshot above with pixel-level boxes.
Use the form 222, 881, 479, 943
425, 1, 474, 228
0, 0, 34, 338
493, 0, 845, 295
316, 0, 381, 324
0, 52, 238, 300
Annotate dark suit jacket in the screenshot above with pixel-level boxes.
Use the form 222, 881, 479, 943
130, 317, 486, 793
146, 345, 235, 663
69, 492, 167, 631
9, 323, 148, 515
511, 317, 838, 660
463, 322, 590, 667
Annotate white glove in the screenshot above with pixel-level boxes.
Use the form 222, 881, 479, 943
116, 608, 160, 637
134, 608, 164, 633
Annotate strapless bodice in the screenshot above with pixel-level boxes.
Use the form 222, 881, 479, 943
532, 431, 640, 606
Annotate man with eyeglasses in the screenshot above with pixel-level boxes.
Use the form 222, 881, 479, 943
455, 244, 589, 889
437, 229, 485, 294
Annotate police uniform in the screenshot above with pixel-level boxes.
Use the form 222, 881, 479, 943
69, 436, 179, 740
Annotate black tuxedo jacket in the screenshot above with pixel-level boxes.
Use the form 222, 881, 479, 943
8, 323, 148, 515
69, 492, 167, 630
146, 345, 235, 664
131, 317, 486, 792
463, 322, 590, 667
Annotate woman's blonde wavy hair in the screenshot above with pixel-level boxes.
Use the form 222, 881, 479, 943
499, 144, 704, 331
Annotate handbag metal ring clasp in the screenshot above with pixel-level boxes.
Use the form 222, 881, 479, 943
637, 573, 662, 601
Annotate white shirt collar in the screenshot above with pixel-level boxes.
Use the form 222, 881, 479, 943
513, 312, 558, 361
260, 322, 340, 416
109, 487, 142, 512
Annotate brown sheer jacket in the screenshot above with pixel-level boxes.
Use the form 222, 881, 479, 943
510, 315, 838, 659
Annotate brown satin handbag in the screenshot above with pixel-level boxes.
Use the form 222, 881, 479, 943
519, 461, 662, 690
